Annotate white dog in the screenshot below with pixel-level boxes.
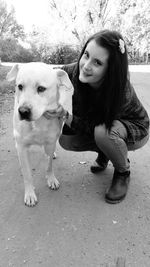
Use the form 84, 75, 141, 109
7, 62, 73, 206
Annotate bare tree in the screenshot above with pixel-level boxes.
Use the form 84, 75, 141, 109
0, 0, 25, 40
48, 0, 111, 44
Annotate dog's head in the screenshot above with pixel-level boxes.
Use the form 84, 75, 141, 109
7, 62, 73, 121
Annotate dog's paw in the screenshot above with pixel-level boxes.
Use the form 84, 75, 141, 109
24, 188, 38, 207
46, 175, 60, 190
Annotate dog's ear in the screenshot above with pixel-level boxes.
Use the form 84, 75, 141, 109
56, 69, 74, 114
56, 69, 73, 90
6, 64, 19, 81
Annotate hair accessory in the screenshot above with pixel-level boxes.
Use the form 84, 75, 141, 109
119, 39, 125, 54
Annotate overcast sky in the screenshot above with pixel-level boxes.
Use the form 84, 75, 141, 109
6, 0, 51, 31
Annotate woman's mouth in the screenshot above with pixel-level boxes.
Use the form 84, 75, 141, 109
82, 70, 92, 77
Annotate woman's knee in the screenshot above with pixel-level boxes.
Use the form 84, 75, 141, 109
94, 121, 127, 141
94, 124, 108, 144
94, 121, 127, 145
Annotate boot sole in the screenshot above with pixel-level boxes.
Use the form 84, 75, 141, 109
90, 167, 107, 173
105, 194, 126, 204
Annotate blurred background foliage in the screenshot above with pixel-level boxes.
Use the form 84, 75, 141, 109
0, 0, 149, 64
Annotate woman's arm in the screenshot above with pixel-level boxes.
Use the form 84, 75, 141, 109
44, 108, 96, 137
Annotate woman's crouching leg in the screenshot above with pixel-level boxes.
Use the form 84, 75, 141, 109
94, 120, 130, 173
94, 120, 131, 204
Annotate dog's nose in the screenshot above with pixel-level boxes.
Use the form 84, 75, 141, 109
18, 106, 31, 120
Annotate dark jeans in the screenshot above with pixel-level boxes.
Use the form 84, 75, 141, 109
59, 124, 99, 152
59, 121, 149, 172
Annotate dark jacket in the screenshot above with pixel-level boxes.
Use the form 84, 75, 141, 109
62, 63, 149, 144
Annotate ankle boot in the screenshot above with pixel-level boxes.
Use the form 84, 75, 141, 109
90, 152, 109, 173
105, 169, 130, 204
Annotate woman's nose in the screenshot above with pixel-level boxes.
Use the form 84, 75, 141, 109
84, 60, 92, 70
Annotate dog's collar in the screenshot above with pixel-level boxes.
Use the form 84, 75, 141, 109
44, 105, 68, 120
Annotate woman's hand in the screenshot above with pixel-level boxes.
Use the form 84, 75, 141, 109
44, 105, 66, 119
43, 105, 72, 124
65, 112, 73, 127
44, 105, 73, 126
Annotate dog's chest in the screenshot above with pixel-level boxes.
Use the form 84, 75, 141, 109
17, 118, 62, 146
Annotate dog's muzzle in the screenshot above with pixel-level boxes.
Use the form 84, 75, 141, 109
18, 106, 32, 121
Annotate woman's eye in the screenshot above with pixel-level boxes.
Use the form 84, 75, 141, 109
94, 60, 102, 66
84, 51, 89, 58
18, 84, 23, 91
37, 86, 46, 93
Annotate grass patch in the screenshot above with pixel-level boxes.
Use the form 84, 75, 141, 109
0, 65, 15, 95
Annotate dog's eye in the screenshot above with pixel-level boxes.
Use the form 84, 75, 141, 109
37, 86, 46, 93
18, 84, 23, 91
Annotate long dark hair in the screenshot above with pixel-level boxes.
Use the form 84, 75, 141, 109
76, 29, 129, 130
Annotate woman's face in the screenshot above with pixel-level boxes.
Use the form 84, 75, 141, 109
79, 39, 109, 88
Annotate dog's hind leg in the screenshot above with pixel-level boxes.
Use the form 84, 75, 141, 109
16, 144, 38, 206
44, 143, 60, 190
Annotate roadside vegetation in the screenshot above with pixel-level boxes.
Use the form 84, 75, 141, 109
0, 0, 150, 65
0, 0, 150, 96
0, 65, 14, 96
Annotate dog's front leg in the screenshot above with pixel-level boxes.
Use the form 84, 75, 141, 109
16, 143, 38, 206
44, 143, 60, 190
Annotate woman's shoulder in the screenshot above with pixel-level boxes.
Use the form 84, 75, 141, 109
123, 79, 145, 112
61, 62, 77, 78
125, 79, 135, 98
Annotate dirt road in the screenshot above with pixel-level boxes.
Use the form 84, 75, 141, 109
0, 72, 150, 267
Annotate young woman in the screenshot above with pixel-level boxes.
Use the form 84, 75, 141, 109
45, 30, 149, 204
